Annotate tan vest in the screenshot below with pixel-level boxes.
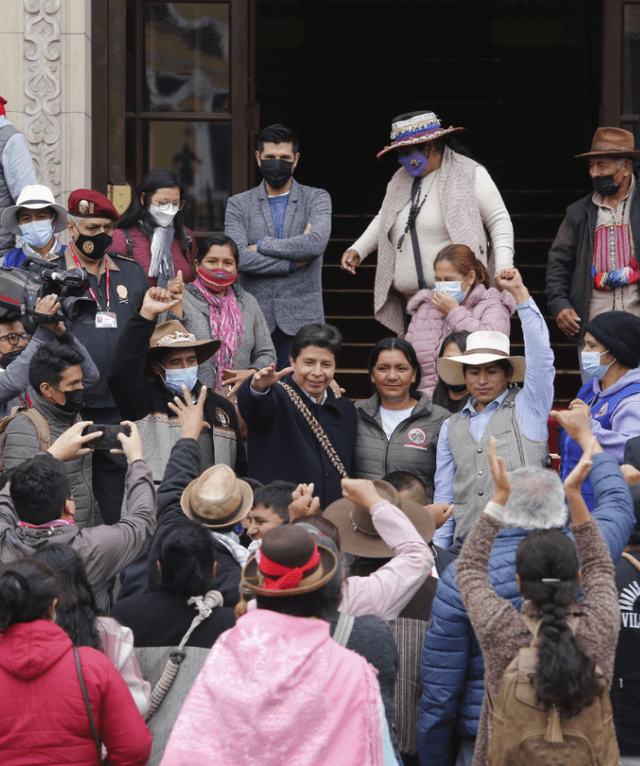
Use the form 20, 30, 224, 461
448, 387, 548, 539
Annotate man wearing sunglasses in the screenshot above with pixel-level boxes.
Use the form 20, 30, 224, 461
0, 294, 99, 420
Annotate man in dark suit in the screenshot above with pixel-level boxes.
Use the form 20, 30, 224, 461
224, 124, 332, 368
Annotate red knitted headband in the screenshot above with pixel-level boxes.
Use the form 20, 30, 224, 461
257, 546, 321, 591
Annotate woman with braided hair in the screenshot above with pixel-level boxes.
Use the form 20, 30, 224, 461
32, 543, 151, 715
456, 437, 620, 766
0, 558, 152, 765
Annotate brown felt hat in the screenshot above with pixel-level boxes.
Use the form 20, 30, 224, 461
181, 463, 253, 528
575, 127, 640, 159
143, 319, 220, 379
242, 525, 338, 597
324, 480, 435, 558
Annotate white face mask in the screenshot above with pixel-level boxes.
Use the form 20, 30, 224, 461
149, 205, 178, 228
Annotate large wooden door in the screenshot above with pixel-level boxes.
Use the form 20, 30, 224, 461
92, 0, 257, 235
602, 0, 640, 132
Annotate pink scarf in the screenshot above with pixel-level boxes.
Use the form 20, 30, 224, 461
194, 273, 244, 391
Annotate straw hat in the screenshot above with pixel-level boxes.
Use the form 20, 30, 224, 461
575, 127, 640, 160
324, 480, 434, 558
436, 331, 525, 386
1, 185, 68, 235
377, 111, 464, 158
181, 463, 253, 528
241, 525, 338, 597
143, 320, 220, 379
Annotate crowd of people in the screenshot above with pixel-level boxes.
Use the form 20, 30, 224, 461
0, 100, 639, 766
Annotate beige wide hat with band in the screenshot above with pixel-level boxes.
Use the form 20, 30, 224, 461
323, 480, 434, 558
181, 463, 253, 529
436, 330, 525, 386
143, 319, 221, 379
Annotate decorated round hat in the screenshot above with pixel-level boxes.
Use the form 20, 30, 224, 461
377, 111, 464, 158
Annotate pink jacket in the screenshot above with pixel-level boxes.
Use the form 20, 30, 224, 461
160, 609, 387, 766
406, 284, 515, 396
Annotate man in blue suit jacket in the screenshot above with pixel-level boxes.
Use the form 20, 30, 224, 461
418, 405, 635, 766
224, 124, 332, 368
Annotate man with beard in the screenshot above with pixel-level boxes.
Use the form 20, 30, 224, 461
48, 189, 148, 523
546, 127, 640, 378
224, 124, 332, 367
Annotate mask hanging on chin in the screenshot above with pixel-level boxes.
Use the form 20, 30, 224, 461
74, 231, 112, 261
448, 383, 468, 394
259, 159, 294, 190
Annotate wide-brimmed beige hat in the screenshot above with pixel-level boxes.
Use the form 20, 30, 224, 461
324, 480, 434, 558
181, 463, 253, 528
575, 127, 640, 159
437, 330, 525, 386
1, 184, 68, 234
143, 320, 220, 379
241, 525, 338, 598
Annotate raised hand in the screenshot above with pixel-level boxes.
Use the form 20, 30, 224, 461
289, 482, 321, 521
341, 248, 360, 275
495, 268, 529, 304
551, 400, 600, 452
221, 368, 254, 399
48, 421, 102, 461
140, 286, 181, 321
488, 437, 511, 506
426, 503, 455, 529
36, 294, 65, 335
341, 477, 383, 510
111, 421, 144, 465
250, 363, 294, 393
167, 384, 211, 439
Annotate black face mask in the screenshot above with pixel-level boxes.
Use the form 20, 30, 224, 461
52, 387, 85, 414
592, 174, 621, 197
260, 159, 294, 190
0, 349, 23, 368
74, 231, 113, 261
448, 383, 468, 394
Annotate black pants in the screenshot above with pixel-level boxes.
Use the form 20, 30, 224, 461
82, 406, 128, 525
271, 327, 294, 370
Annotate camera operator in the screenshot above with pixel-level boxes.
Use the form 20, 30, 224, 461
50, 189, 148, 524
0, 293, 98, 419
1, 342, 101, 528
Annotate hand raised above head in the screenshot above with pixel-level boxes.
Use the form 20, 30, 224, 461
48, 421, 102, 462
488, 437, 511, 505
139, 286, 180, 320
551, 400, 600, 451
341, 478, 382, 510
495, 268, 529, 303
289, 483, 321, 521
167, 384, 211, 439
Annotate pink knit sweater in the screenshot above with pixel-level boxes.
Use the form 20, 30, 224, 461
405, 284, 515, 395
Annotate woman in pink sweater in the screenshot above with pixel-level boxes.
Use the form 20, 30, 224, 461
406, 244, 515, 395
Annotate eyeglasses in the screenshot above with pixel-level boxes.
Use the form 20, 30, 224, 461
155, 201, 185, 213
0, 332, 30, 346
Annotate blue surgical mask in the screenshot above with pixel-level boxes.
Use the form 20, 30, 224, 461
19, 219, 54, 248
161, 364, 199, 393
434, 281, 469, 304
581, 349, 613, 380
398, 151, 429, 177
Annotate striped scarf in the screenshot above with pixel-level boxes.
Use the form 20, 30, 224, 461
194, 275, 244, 392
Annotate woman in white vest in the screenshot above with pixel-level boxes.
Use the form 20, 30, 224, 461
341, 111, 514, 336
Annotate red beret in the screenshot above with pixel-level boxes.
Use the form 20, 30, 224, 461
0, 96, 6, 116
67, 189, 119, 221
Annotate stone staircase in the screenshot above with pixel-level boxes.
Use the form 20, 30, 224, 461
321, 187, 586, 406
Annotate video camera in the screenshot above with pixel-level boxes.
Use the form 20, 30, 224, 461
0, 256, 97, 325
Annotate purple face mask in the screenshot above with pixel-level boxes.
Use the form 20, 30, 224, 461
398, 151, 429, 177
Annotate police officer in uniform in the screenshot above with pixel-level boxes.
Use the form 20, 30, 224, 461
52, 189, 148, 523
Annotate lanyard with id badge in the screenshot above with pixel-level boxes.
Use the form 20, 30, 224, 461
71, 252, 118, 328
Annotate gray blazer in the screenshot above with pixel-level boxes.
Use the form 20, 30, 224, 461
224, 178, 332, 335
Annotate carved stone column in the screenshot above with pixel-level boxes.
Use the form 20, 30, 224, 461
23, 0, 62, 197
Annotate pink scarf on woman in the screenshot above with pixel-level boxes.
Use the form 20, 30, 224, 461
194, 269, 244, 391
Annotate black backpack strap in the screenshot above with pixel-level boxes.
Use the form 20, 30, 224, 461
123, 228, 133, 258
409, 177, 428, 291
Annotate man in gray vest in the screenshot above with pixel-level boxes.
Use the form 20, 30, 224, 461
429, 267, 555, 547
0, 95, 38, 257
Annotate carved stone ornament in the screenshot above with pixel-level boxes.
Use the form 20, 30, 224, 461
23, 0, 62, 197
